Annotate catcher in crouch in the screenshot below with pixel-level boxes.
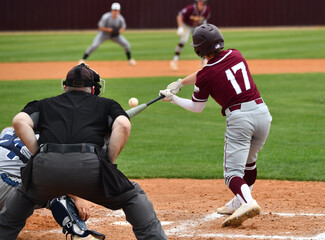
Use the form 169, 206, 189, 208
79, 2, 136, 66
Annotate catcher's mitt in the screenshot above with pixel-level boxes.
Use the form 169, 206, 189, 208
111, 27, 120, 37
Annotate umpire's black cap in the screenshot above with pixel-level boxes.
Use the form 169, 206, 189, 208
64, 63, 96, 88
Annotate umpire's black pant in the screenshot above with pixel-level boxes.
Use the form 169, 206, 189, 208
0, 151, 167, 240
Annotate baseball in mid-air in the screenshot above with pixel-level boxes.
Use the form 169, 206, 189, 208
128, 97, 139, 107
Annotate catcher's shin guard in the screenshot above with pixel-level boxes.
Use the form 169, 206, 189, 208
50, 196, 105, 240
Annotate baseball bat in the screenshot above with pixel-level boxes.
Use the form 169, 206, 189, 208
126, 94, 165, 118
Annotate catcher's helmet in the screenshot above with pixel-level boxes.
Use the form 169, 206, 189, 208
191, 23, 224, 58
63, 63, 105, 96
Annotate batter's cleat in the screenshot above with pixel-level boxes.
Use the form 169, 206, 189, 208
221, 199, 261, 227
217, 198, 241, 215
218, 205, 236, 215
170, 60, 178, 71
129, 58, 136, 66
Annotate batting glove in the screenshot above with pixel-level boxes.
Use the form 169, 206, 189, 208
177, 26, 184, 36
167, 79, 183, 94
159, 89, 175, 102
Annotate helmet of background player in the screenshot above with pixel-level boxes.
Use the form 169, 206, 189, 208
63, 63, 102, 96
191, 23, 224, 58
111, 2, 121, 11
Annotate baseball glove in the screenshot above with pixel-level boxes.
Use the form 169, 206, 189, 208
111, 27, 120, 37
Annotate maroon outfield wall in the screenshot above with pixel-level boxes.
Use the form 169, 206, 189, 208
1, 0, 324, 31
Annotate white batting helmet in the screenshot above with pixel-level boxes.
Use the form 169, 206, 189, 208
111, 2, 121, 11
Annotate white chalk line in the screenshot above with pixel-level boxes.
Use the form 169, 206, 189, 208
195, 232, 325, 240
164, 211, 325, 239
109, 211, 325, 239
271, 212, 325, 217
23, 210, 325, 239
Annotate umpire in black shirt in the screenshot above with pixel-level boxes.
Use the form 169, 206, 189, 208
0, 64, 167, 240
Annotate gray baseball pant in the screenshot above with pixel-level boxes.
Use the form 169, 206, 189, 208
223, 101, 272, 186
86, 31, 131, 56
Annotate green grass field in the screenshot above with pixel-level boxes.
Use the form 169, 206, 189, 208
1, 28, 325, 62
0, 73, 324, 181
0, 28, 324, 181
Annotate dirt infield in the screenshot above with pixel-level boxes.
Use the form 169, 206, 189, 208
18, 179, 325, 240
1, 59, 325, 81
2, 59, 324, 239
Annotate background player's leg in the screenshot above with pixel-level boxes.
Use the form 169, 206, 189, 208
80, 32, 108, 63
170, 25, 192, 71
112, 36, 136, 65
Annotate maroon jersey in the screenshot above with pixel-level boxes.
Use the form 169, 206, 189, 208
193, 49, 261, 116
179, 4, 211, 27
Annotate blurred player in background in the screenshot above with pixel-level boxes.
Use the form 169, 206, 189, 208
79, 2, 136, 66
160, 24, 272, 227
170, 0, 211, 71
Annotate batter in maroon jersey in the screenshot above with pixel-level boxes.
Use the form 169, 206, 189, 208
194, 49, 261, 115
160, 24, 272, 227
170, 0, 211, 71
